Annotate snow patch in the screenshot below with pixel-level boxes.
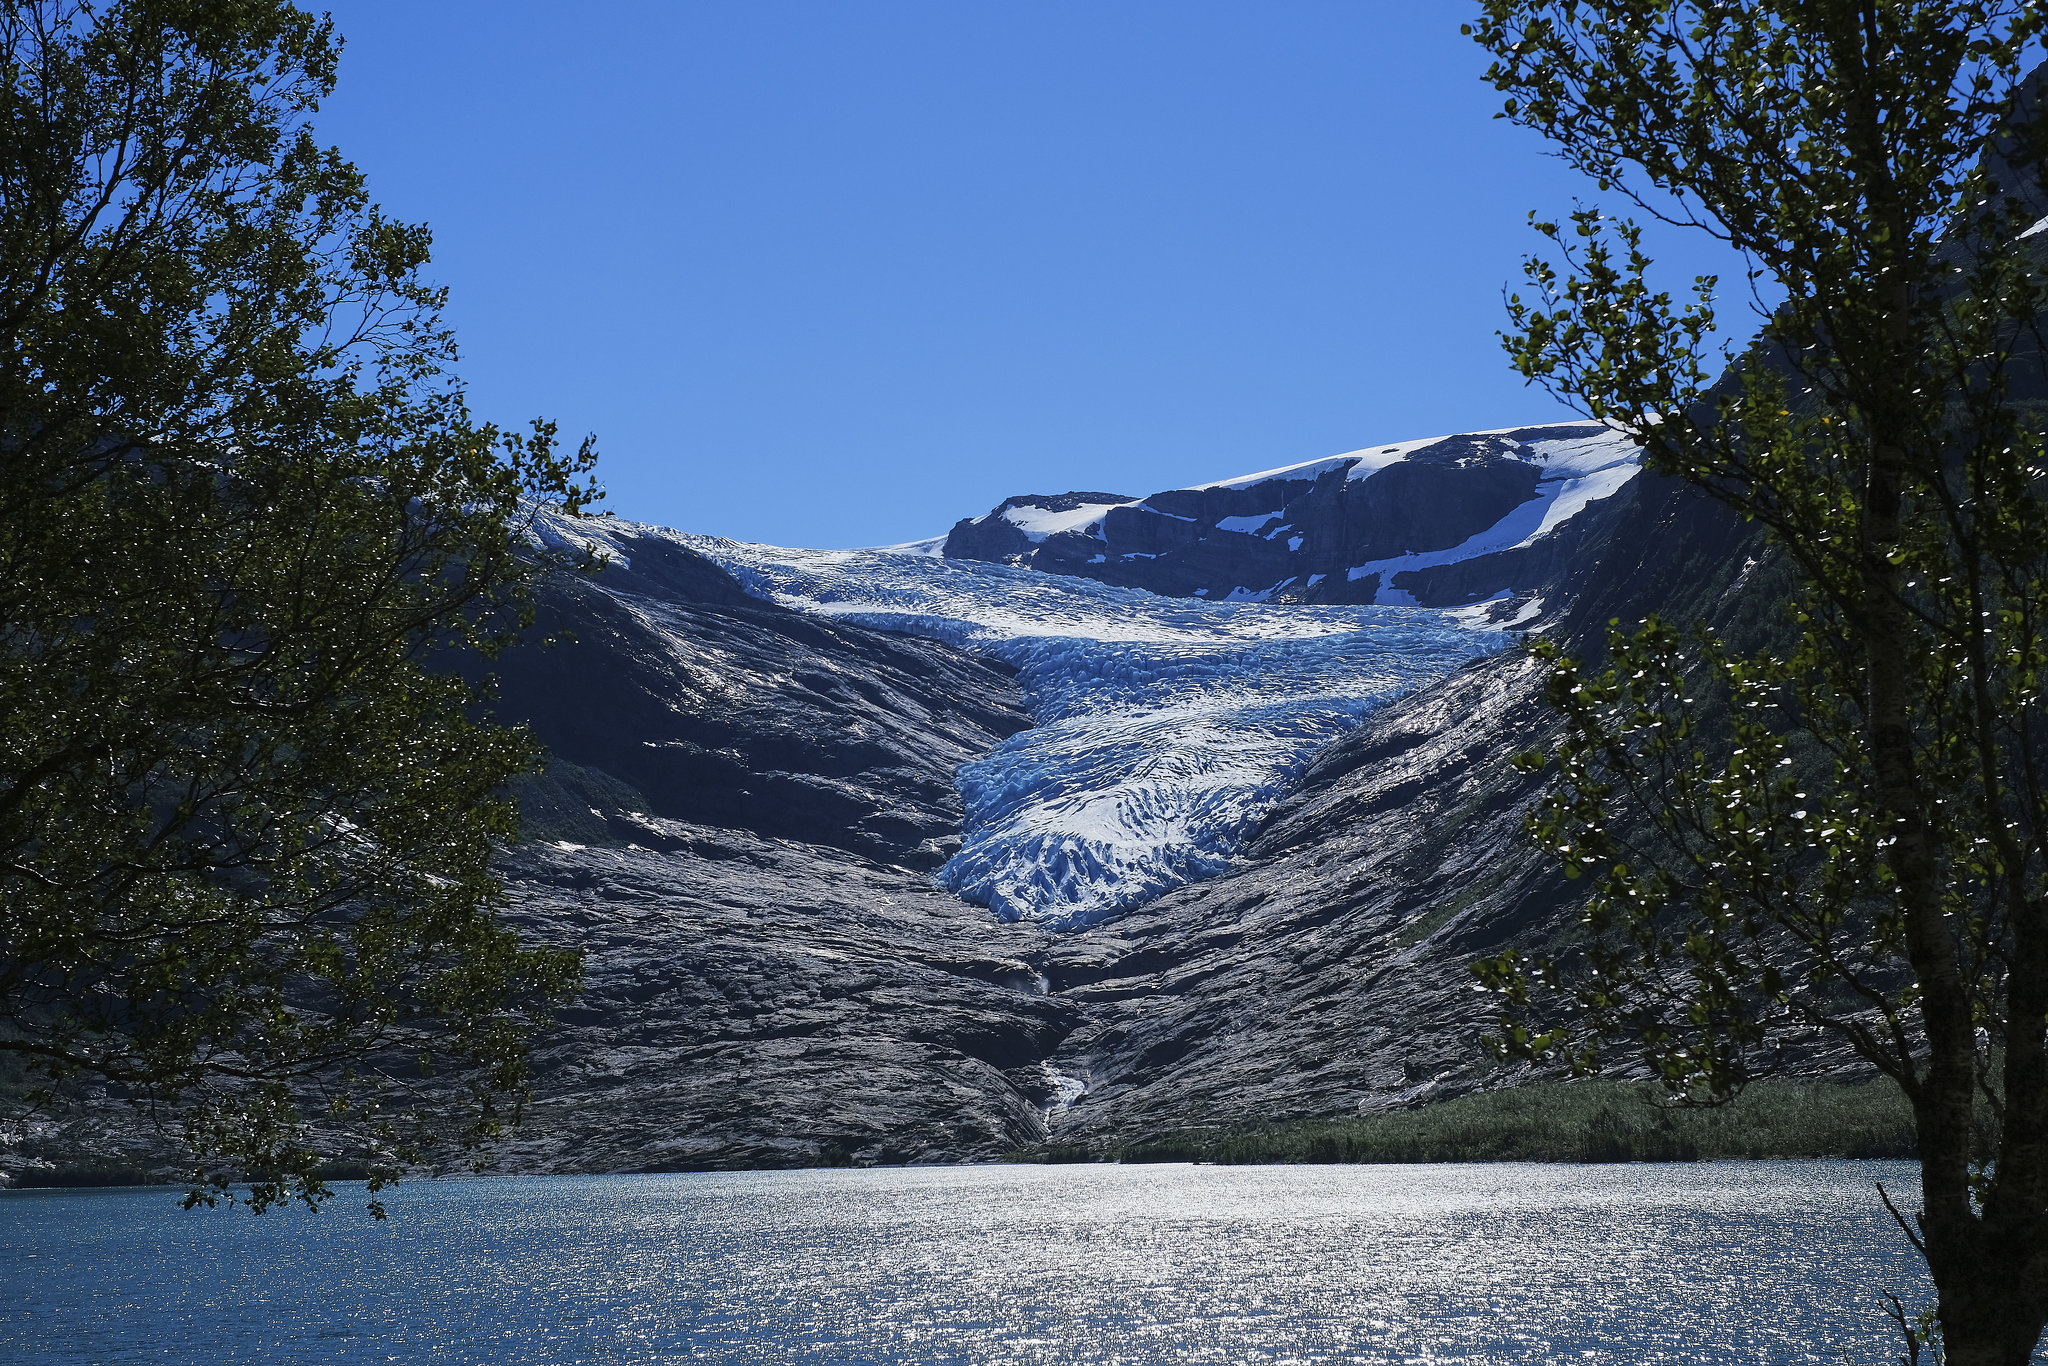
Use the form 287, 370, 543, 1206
873, 534, 949, 557
532, 517, 628, 570
1001, 501, 1126, 542
1447, 592, 1546, 632
1190, 431, 1505, 492
1180, 421, 1632, 498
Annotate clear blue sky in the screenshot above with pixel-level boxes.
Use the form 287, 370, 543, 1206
315, 2, 1747, 548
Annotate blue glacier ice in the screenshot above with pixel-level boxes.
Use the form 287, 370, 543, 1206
645, 535, 1510, 929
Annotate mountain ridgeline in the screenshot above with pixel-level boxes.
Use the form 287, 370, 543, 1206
4, 418, 1801, 1179
455, 421, 1803, 1172
936, 422, 1640, 613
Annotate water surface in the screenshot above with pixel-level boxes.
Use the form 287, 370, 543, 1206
3, 1161, 1926, 1364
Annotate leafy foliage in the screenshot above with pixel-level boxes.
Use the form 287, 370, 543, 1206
1466, 2, 2048, 1360
0, 1, 598, 1213
1013, 1078, 1916, 1166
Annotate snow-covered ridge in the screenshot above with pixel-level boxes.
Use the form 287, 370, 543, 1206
1190, 432, 1452, 492
932, 422, 1641, 610
1001, 499, 1132, 542
1339, 429, 1641, 604
1196, 423, 1633, 492
615, 528, 1507, 928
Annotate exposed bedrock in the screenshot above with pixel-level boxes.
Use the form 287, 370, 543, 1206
475, 533, 1075, 1169
478, 464, 1854, 1169
939, 491, 1136, 565
497, 838, 1073, 1172
481, 460, 1873, 1169
942, 423, 1631, 608
489, 541, 1032, 871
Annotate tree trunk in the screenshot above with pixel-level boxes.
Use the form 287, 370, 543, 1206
1925, 1230, 2048, 1366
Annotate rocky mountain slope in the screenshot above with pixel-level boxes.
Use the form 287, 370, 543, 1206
0, 425, 1789, 1179
478, 534, 1081, 1169
936, 421, 1640, 610
478, 429, 1799, 1168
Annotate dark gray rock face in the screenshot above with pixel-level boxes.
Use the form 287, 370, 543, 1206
497, 838, 1071, 1172
490, 471, 1824, 1165
475, 531, 1077, 1169
941, 424, 1626, 608
491, 534, 1033, 871
939, 492, 1135, 565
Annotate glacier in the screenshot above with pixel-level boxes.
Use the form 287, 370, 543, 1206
623, 532, 1510, 929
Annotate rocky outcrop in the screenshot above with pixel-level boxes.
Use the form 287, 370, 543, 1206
940, 423, 1638, 609
490, 534, 1033, 871
497, 837, 1072, 1171
475, 532, 1078, 1169
939, 491, 1135, 566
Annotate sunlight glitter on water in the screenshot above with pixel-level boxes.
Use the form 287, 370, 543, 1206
3, 1161, 1924, 1364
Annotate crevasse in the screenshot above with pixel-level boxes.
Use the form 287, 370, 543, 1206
671, 537, 1507, 930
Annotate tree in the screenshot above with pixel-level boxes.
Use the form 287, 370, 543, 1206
0, 0, 598, 1213
1464, 3, 2048, 1362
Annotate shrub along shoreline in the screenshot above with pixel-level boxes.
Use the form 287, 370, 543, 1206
1010, 1078, 1916, 1165
7, 1079, 1913, 1186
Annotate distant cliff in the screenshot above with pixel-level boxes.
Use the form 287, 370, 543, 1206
939, 422, 1639, 614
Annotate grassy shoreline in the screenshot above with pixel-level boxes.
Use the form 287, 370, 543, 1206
8, 1079, 1916, 1186
1011, 1078, 1917, 1166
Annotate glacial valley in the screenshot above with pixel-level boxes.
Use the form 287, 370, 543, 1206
15, 419, 1845, 1175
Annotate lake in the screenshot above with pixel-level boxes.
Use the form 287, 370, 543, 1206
2, 1161, 1926, 1364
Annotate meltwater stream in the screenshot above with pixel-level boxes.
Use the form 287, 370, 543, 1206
5, 1162, 1926, 1364
646, 534, 1503, 926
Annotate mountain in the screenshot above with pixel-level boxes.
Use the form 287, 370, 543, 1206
3, 425, 1815, 1179
467, 424, 1835, 1169
475, 529, 1080, 1170
936, 421, 1640, 612
669, 534, 1502, 928
444, 135, 2048, 1168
